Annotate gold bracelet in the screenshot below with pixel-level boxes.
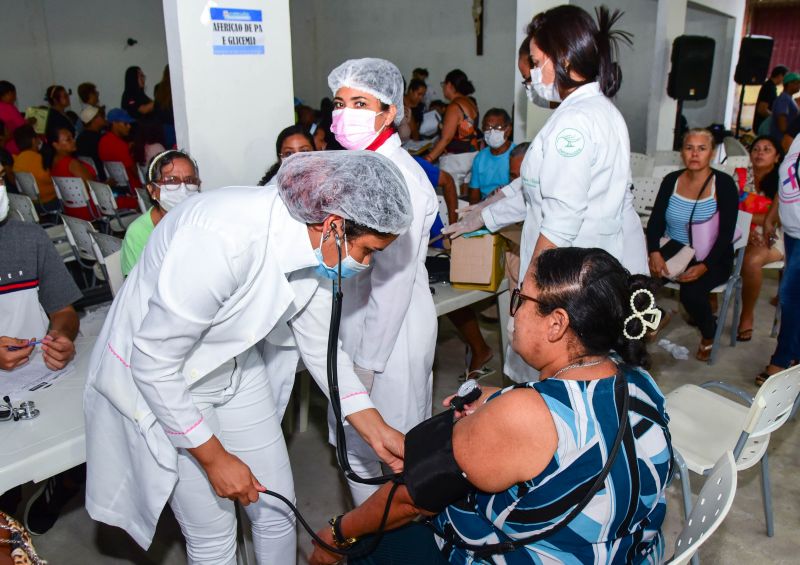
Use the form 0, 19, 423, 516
328, 514, 357, 549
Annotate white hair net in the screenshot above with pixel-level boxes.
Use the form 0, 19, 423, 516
276, 150, 412, 235
328, 58, 405, 125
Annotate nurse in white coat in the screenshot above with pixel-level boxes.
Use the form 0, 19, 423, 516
84, 151, 412, 565
325, 58, 439, 505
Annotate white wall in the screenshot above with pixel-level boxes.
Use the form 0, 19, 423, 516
163, 0, 295, 189
290, 0, 518, 118
0, 0, 168, 112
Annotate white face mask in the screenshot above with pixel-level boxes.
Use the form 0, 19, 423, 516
0, 184, 8, 222
531, 59, 561, 103
524, 82, 552, 108
158, 183, 199, 211
484, 129, 507, 149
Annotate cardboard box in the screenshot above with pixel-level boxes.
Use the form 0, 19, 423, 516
449, 233, 505, 292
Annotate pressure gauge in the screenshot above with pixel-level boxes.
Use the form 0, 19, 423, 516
450, 379, 482, 411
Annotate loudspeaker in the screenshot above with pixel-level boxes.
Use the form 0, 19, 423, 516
667, 35, 716, 101
734, 35, 774, 85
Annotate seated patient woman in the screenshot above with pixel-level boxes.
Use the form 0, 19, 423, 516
311, 247, 673, 565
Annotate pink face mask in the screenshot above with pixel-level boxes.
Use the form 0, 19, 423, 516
330, 108, 385, 150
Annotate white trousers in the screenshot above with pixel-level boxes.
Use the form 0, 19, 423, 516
168, 367, 297, 565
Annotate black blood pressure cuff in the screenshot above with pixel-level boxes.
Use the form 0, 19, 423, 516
401, 409, 474, 514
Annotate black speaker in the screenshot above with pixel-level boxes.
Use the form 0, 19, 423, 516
734, 35, 774, 85
667, 35, 716, 100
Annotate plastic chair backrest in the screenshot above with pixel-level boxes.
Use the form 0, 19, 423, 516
52, 177, 90, 209
104, 161, 129, 186
652, 165, 681, 179
91, 232, 123, 256
733, 210, 752, 252
60, 214, 97, 262
7, 194, 39, 223
78, 156, 96, 171
630, 152, 654, 177
14, 171, 41, 201
632, 177, 661, 215
87, 180, 118, 216
725, 155, 750, 169
137, 164, 148, 186
135, 188, 150, 214
668, 451, 737, 565
743, 365, 800, 438
90, 233, 124, 296
655, 150, 683, 166
723, 136, 748, 157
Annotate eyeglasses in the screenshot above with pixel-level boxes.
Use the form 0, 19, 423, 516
157, 176, 201, 189
510, 287, 541, 317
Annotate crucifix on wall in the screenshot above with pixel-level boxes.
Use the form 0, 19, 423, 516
473, 0, 484, 56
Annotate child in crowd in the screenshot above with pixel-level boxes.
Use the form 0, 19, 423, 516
468, 108, 514, 204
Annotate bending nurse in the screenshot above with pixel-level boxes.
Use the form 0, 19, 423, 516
84, 151, 412, 565
327, 58, 439, 505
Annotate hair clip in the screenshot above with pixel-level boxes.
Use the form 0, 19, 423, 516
623, 289, 661, 341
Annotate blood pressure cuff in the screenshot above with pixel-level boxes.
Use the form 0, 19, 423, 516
401, 409, 474, 514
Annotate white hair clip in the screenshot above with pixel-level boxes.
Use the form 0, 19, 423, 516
623, 289, 662, 341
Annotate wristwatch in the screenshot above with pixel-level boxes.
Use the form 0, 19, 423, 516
329, 514, 357, 549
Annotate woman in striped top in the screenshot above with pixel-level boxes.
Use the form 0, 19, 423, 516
645, 128, 739, 361
310, 247, 672, 565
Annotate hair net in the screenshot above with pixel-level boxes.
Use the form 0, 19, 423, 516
328, 58, 406, 125
276, 150, 412, 235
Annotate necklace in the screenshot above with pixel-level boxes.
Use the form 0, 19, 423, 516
551, 358, 607, 379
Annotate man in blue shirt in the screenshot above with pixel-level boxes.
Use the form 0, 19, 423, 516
468, 108, 514, 204
770, 72, 800, 144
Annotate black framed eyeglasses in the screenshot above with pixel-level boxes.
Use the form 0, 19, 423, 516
510, 287, 541, 317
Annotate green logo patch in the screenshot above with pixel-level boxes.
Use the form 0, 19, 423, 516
555, 128, 584, 157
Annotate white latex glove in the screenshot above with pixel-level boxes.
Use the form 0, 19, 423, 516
441, 206, 486, 238
354, 364, 375, 393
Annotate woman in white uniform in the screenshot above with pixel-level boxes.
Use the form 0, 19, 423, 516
325, 58, 439, 505
84, 151, 412, 565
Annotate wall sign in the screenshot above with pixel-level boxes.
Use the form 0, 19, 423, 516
210, 7, 264, 55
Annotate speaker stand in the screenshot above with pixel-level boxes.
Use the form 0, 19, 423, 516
673, 99, 685, 151
735, 84, 745, 138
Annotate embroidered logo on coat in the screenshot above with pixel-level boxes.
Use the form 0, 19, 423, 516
555, 128, 585, 157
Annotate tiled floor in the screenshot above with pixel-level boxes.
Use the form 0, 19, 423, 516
14, 277, 800, 564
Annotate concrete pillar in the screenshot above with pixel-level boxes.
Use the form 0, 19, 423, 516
162, 0, 295, 189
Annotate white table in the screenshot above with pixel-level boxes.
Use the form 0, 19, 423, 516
0, 337, 94, 495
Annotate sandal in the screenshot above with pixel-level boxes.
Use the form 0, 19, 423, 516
755, 371, 771, 387
736, 328, 753, 342
646, 309, 672, 342
460, 366, 496, 383
695, 342, 713, 362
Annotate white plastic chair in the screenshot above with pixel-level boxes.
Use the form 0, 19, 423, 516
7, 193, 39, 223
14, 171, 41, 202
655, 150, 684, 166
665, 451, 737, 565
632, 177, 661, 219
78, 156, 97, 172
630, 152, 654, 177
87, 180, 140, 232
664, 211, 752, 364
667, 365, 800, 540
52, 176, 98, 219
137, 163, 148, 186
104, 160, 130, 187
90, 232, 124, 296
762, 260, 784, 337
652, 164, 682, 179
723, 136, 749, 157
724, 155, 750, 169
61, 214, 101, 288
135, 187, 151, 214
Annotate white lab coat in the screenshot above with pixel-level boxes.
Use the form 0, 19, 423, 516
334, 133, 439, 436
84, 187, 375, 548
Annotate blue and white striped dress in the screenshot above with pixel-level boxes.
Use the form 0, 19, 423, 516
665, 177, 717, 245
432, 363, 672, 564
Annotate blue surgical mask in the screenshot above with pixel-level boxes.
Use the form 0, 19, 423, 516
314, 228, 370, 280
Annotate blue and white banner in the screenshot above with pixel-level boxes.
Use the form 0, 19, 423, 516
210, 8, 264, 55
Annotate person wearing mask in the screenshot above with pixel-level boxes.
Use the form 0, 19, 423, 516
0, 81, 27, 154
120, 150, 201, 276
327, 58, 439, 506
121, 66, 155, 121
468, 108, 514, 204
76, 106, 108, 181
769, 72, 800, 144
258, 125, 315, 186
758, 133, 800, 385
646, 129, 739, 361
44, 85, 75, 140
85, 151, 411, 564
98, 108, 142, 189
310, 247, 672, 565
0, 164, 84, 535
736, 136, 785, 342
12, 125, 58, 212
753, 65, 788, 134
398, 79, 427, 142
